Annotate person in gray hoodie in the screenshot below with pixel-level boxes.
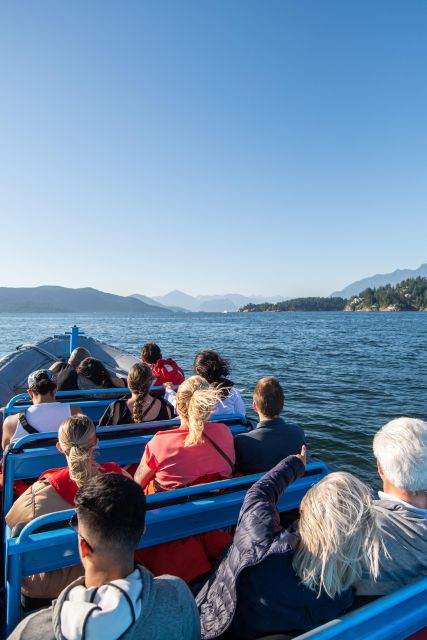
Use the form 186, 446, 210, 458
8, 473, 200, 640
356, 416, 427, 597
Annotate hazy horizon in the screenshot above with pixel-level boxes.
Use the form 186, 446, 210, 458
1, 1, 426, 297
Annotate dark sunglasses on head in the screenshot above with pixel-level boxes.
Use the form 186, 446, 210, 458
69, 512, 94, 553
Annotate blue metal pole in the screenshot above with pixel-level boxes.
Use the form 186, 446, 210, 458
69, 325, 79, 354
6, 552, 22, 636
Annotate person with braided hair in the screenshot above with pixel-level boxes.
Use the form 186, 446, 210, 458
133, 376, 236, 584
6, 415, 128, 604
98, 362, 175, 426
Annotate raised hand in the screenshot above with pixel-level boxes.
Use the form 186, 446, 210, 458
294, 444, 307, 468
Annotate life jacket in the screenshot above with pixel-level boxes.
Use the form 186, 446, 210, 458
150, 358, 185, 387
138, 472, 233, 583
39, 462, 124, 505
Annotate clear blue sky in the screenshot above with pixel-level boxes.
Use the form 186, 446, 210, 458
1, 0, 426, 298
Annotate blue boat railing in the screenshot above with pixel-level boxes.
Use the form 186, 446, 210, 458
4, 461, 329, 635
3, 385, 183, 423
1, 413, 253, 521
294, 574, 427, 640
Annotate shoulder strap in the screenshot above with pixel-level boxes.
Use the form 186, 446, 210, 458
139, 396, 157, 421
203, 431, 235, 474
18, 412, 39, 435
99, 397, 127, 427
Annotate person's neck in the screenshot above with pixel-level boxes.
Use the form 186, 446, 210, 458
382, 479, 427, 510
130, 391, 148, 402
33, 395, 56, 405
84, 557, 135, 588
258, 413, 280, 423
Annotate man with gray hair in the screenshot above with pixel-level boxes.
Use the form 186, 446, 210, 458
356, 416, 427, 597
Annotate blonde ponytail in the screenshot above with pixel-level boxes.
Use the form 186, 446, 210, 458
59, 415, 99, 487
175, 376, 223, 446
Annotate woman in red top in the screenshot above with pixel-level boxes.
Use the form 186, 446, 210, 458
134, 376, 236, 583
134, 375, 235, 489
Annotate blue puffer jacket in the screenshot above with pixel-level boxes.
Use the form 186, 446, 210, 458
196, 456, 305, 639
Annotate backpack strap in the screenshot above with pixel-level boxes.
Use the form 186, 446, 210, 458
203, 432, 235, 474
18, 412, 40, 435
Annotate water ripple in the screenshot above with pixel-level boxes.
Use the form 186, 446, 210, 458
1, 311, 426, 489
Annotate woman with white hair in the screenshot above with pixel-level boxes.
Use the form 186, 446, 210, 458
356, 416, 427, 597
197, 449, 381, 639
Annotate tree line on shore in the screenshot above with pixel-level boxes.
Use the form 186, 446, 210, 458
239, 277, 427, 312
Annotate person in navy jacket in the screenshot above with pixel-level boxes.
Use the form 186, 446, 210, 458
197, 447, 382, 639
234, 376, 305, 474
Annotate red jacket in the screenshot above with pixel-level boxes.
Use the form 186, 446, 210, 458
150, 358, 185, 387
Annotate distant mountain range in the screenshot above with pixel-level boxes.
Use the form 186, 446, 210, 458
331, 263, 427, 298
150, 290, 286, 313
0, 286, 171, 313
131, 294, 189, 314
0, 286, 285, 314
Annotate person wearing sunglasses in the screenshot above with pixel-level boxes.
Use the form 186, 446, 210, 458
9, 473, 200, 640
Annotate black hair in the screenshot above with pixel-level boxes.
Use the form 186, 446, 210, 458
76, 357, 115, 388
75, 473, 146, 553
141, 343, 162, 364
193, 350, 230, 384
30, 379, 57, 395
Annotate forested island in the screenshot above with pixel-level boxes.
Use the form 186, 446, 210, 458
240, 297, 346, 312
239, 278, 427, 312
345, 277, 427, 311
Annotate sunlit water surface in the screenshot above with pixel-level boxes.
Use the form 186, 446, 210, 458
1, 311, 426, 488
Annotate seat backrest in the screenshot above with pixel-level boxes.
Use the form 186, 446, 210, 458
4, 387, 136, 422
4, 462, 328, 636
293, 575, 427, 640
1, 414, 252, 522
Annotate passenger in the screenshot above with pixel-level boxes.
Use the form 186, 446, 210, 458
6, 415, 128, 602
98, 362, 174, 426
51, 347, 91, 391
135, 375, 235, 490
355, 417, 427, 597
8, 473, 200, 640
134, 376, 235, 583
234, 377, 306, 474
2, 370, 82, 450
197, 449, 381, 640
141, 342, 185, 388
76, 357, 126, 390
165, 351, 245, 416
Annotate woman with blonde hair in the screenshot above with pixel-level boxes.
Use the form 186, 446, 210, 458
134, 376, 236, 583
6, 415, 128, 603
197, 449, 382, 639
134, 375, 235, 490
99, 362, 174, 426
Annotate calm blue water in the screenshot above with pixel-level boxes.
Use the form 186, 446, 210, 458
1, 312, 426, 488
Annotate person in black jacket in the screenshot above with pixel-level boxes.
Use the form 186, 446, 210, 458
234, 376, 305, 474
196, 448, 382, 640
50, 347, 91, 391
